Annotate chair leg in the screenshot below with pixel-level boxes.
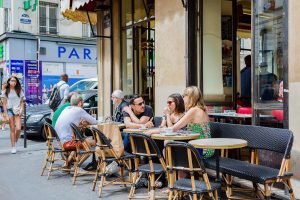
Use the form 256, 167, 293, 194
193, 193, 197, 200
264, 183, 271, 200
98, 175, 105, 198
41, 153, 49, 176
286, 179, 296, 200
47, 152, 55, 180
225, 174, 233, 198
129, 171, 139, 199
168, 190, 173, 200
213, 190, 218, 200
72, 159, 79, 185
92, 162, 100, 191
149, 172, 156, 200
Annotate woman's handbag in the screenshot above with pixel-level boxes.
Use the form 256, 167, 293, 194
12, 106, 21, 115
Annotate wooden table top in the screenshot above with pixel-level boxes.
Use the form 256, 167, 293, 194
92, 122, 126, 129
189, 138, 247, 149
151, 133, 200, 140
123, 128, 200, 141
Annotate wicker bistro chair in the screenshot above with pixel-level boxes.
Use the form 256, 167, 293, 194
206, 122, 295, 200
91, 127, 134, 197
128, 133, 167, 200
41, 121, 73, 179
165, 141, 220, 200
70, 123, 96, 185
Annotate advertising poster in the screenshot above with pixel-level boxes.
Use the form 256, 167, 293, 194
24, 60, 42, 105
10, 60, 25, 87
66, 63, 96, 85
41, 62, 63, 104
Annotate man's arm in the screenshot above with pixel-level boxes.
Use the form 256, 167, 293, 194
124, 116, 144, 129
80, 108, 97, 125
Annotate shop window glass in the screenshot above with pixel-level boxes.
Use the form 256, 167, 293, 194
122, 29, 134, 95
254, 0, 284, 103
39, 2, 58, 35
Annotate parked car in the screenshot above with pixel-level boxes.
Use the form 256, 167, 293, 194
24, 90, 98, 140
69, 78, 98, 92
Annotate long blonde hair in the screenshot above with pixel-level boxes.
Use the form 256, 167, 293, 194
183, 86, 206, 111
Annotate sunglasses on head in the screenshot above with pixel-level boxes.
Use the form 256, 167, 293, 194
134, 101, 145, 106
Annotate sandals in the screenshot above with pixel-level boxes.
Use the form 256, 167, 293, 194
155, 180, 163, 188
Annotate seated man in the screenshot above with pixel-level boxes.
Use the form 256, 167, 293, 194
123, 94, 154, 129
111, 90, 128, 123
122, 95, 154, 152
55, 93, 97, 163
52, 92, 76, 127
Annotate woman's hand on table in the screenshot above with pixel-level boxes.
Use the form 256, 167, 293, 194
145, 129, 161, 135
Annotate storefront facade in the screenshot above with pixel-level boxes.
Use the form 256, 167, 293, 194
0, 33, 97, 105
60, 0, 300, 189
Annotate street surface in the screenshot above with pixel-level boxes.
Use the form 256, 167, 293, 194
0, 129, 293, 200
0, 129, 130, 200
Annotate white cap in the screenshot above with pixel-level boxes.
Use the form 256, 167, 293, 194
112, 90, 124, 99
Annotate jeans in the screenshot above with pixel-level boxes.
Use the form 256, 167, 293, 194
121, 132, 131, 153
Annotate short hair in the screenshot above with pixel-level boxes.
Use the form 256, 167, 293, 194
70, 93, 83, 106
129, 94, 142, 105
66, 92, 77, 103
112, 90, 124, 99
244, 55, 251, 65
61, 73, 68, 80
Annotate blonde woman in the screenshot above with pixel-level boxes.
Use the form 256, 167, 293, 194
2, 76, 24, 154
146, 86, 213, 158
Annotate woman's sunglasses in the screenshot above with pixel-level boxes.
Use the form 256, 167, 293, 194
167, 101, 174, 105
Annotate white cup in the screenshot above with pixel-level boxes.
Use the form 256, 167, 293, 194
164, 127, 173, 134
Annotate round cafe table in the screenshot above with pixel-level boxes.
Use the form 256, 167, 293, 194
123, 129, 200, 140
189, 138, 247, 196
151, 133, 200, 141
189, 138, 247, 199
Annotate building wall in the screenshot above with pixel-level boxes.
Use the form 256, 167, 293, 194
288, 0, 300, 181
154, 0, 186, 116
0, 9, 4, 34
11, 0, 38, 34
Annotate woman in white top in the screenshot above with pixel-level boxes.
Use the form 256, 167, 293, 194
2, 76, 25, 154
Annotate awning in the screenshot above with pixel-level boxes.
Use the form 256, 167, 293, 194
60, 0, 97, 25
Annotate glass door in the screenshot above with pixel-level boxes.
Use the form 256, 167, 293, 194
252, 0, 288, 128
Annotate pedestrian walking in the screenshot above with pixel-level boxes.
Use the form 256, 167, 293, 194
1, 76, 25, 154
49, 73, 69, 114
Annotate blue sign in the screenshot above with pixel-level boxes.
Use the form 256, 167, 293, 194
58, 46, 94, 60
10, 60, 24, 87
20, 13, 31, 24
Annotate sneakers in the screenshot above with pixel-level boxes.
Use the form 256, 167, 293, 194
11, 147, 16, 154
1, 126, 5, 131
106, 161, 120, 175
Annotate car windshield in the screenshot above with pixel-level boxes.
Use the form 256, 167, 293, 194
69, 81, 97, 92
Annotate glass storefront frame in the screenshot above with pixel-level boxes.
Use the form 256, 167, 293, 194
120, 0, 155, 106
189, 0, 288, 128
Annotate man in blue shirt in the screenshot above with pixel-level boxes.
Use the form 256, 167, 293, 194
240, 55, 251, 106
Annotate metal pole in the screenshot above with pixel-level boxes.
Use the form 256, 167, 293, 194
23, 103, 27, 148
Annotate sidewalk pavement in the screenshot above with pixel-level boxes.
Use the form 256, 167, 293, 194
0, 129, 299, 199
